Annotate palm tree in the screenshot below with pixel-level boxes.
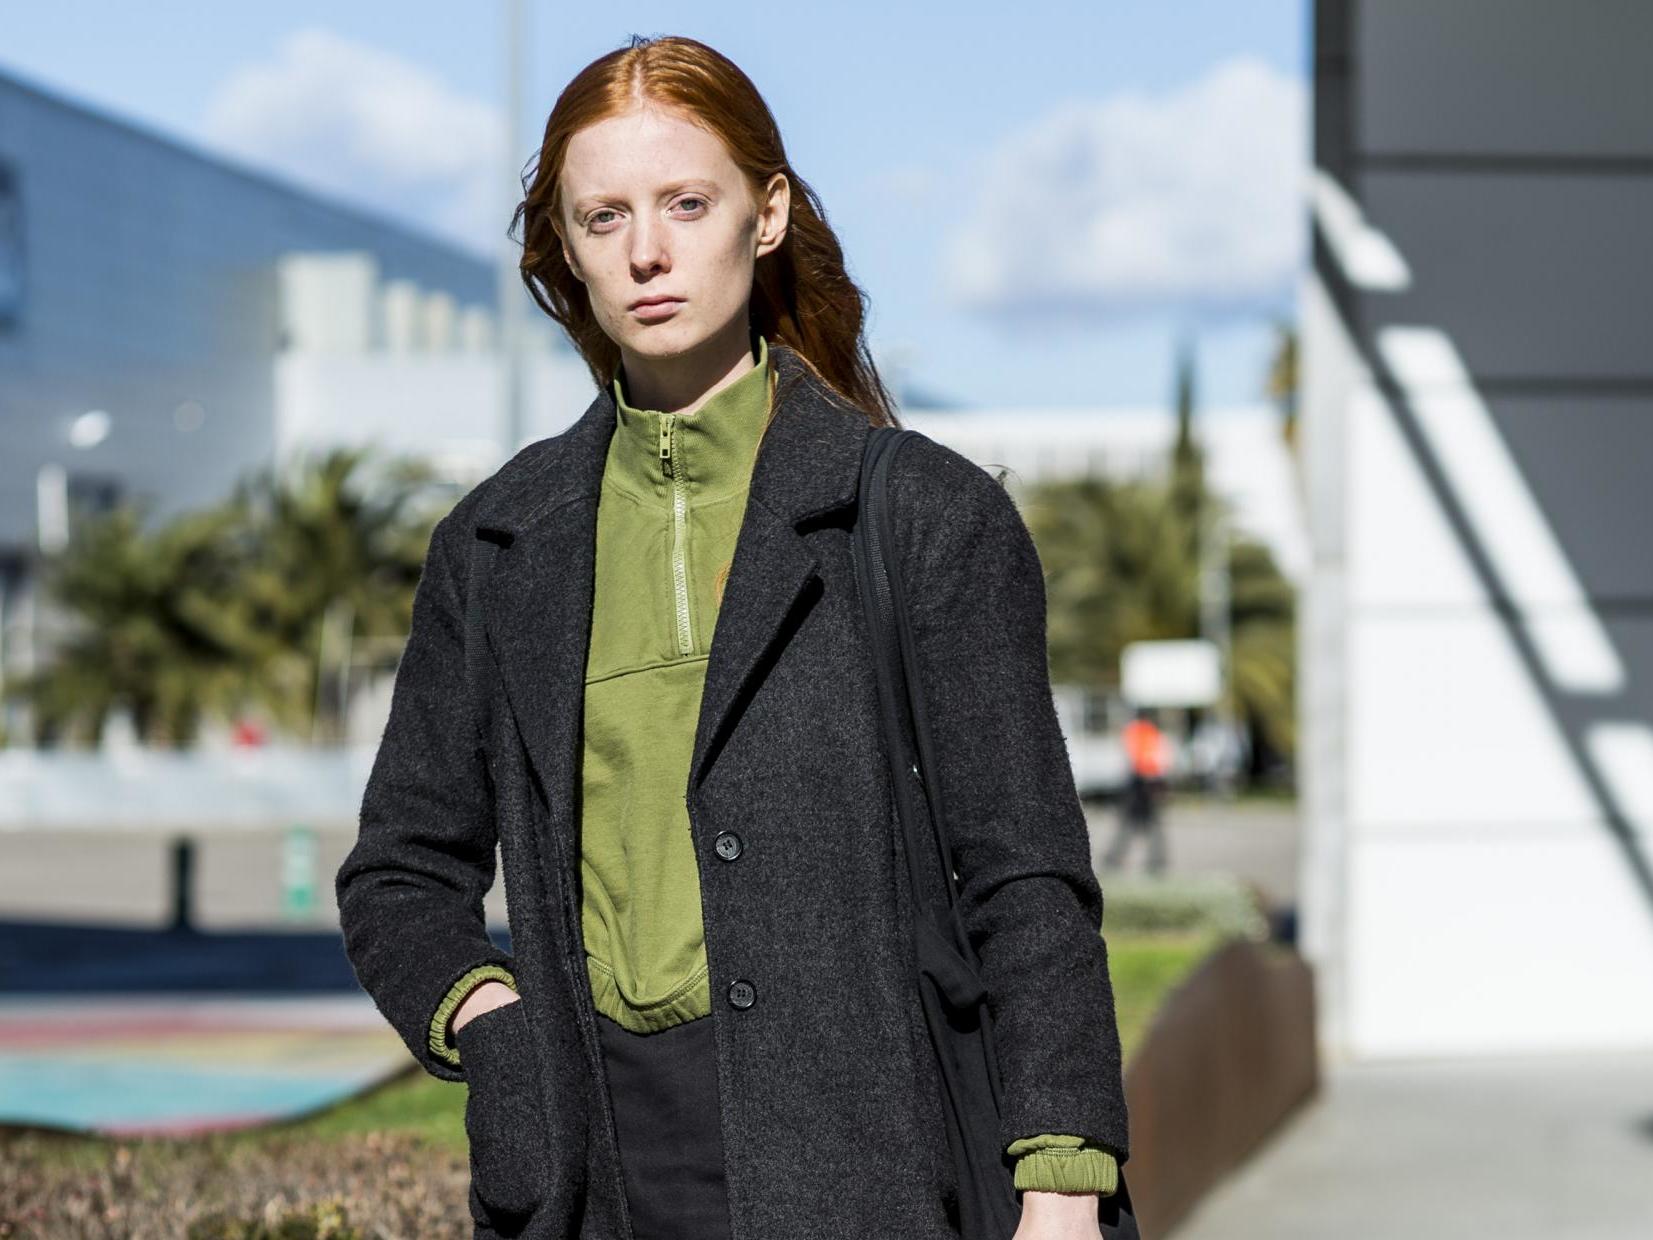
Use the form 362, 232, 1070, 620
8, 502, 255, 747
6, 446, 445, 749
225, 446, 443, 744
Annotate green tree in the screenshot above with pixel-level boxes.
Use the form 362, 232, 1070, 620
1169, 328, 1207, 533
8, 502, 255, 747
1027, 473, 1295, 769
1265, 317, 1299, 456
227, 446, 441, 744
6, 446, 444, 749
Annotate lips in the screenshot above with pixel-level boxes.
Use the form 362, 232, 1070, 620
630, 296, 684, 322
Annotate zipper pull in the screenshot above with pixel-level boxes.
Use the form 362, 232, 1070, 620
658, 415, 674, 477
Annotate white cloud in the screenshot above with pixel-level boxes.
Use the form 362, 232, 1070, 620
943, 56, 1309, 321
199, 27, 506, 256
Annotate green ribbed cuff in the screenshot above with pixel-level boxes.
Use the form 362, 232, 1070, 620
1007, 1134, 1120, 1196
429, 964, 518, 1067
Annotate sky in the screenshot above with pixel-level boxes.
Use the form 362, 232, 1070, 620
2, 1, 1310, 410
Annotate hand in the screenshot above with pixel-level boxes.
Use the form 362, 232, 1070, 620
1011, 1190, 1102, 1240
451, 980, 520, 1035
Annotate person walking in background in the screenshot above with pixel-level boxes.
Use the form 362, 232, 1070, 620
1102, 707, 1171, 874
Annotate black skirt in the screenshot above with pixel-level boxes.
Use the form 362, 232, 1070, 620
595, 1010, 734, 1240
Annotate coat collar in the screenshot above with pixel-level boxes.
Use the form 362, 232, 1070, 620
606, 332, 772, 507
470, 340, 873, 813
472, 339, 867, 536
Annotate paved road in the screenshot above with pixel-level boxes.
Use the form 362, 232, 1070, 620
1174, 1046, 1653, 1239
0, 821, 490, 930
0, 794, 1301, 930
1086, 793, 1300, 911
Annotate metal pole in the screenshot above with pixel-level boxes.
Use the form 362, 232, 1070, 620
498, 0, 529, 461
169, 836, 196, 933
1199, 506, 1232, 706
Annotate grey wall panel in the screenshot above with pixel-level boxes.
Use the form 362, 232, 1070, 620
1314, 0, 1351, 59
1496, 396, 1653, 605
1314, 64, 1352, 179
1356, 0, 1653, 158
1590, 617, 1653, 725
1357, 169, 1653, 383
1314, 0, 1352, 177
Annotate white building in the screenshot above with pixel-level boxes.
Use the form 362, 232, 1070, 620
1301, 1, 1653, 1059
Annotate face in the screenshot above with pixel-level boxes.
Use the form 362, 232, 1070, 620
555, 103, 789, 370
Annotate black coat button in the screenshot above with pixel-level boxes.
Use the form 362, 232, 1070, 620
727, 979, 756, 1009
715, 830, 742, 861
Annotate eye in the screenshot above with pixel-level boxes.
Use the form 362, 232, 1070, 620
588, 208, 618, 231
675, 196, 708, 215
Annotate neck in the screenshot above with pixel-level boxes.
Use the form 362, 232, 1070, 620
607, 333, 772, 506
614, 319, 759, 414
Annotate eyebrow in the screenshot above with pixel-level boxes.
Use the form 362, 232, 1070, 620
572, 180, 718, 213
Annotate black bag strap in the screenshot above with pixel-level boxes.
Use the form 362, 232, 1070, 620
852, 427, 977, 961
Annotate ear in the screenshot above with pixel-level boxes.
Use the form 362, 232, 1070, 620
755, 172, 790, 260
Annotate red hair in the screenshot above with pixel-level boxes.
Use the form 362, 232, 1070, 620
509, 34, 898, 426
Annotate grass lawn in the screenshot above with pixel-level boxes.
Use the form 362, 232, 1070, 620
1111, 928, 1225, 1059
0, 929, 1221, 1237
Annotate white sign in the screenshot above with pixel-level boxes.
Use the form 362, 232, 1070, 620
1120, 639, 1221, 707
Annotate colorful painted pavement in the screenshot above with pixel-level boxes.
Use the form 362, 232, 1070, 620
0, 995, 409, 1136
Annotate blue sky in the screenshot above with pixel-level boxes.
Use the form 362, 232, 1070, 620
3, 1, 1309, 409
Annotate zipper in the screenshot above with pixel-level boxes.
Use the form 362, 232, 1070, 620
660, 414, 695, 654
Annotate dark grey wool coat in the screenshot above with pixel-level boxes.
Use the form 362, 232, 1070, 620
335, 341, 1130, 1240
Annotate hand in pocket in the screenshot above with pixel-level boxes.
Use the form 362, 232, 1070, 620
457, 997, 551, 1221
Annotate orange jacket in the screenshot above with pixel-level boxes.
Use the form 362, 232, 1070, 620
1122, 718, 1169, 778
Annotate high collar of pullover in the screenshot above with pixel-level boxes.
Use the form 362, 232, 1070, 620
607, 334, 772, 506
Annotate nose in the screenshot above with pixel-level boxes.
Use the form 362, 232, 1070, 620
628, 214, 670, 278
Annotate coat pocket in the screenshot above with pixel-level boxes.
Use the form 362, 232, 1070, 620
457, 999, 553, 1222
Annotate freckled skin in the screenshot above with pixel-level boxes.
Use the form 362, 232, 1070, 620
554, 103, 791, 418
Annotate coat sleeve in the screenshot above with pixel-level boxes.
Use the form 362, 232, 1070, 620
430, 964, 518, 1068
891, 436, 1131, 1162
335, 507, 516, 1083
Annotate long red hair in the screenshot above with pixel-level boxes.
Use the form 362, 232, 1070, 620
508, 34, 898, 427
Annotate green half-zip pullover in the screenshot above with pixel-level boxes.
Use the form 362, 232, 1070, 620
579, 331, 776, 1034
429, 334, 1118, 1195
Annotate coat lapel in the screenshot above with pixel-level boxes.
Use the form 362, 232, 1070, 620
469, 341, 873, 822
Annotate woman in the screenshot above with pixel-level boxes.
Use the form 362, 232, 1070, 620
336, 34, 1131, 1240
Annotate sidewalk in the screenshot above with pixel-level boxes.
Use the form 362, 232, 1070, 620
1086, 795, 1300, 912
1174, 1046, 1653, 1239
